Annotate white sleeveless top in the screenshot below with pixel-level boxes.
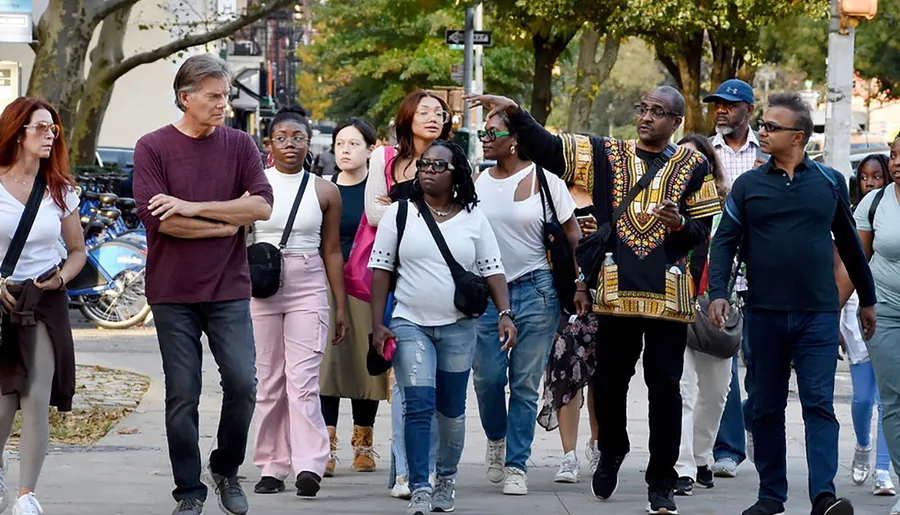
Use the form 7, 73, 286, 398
254, 168, 322, 253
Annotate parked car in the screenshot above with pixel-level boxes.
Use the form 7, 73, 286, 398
95, 146, 135, 197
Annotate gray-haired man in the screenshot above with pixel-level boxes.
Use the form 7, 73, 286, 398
134, 54, 274, 515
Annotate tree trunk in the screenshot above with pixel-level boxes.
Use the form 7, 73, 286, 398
656, 32, 704, 133
69, 6, 132, 166
27, 0, 104, 131
530, 27, 577, 126
567, 28, 620, 133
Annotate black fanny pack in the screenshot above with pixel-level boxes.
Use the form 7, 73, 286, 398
417, 199, 489, 318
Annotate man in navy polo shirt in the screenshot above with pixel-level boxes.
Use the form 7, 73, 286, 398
708, 92, 877, 515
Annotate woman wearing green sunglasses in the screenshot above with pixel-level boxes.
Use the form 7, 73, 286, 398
471, 113, 586, 495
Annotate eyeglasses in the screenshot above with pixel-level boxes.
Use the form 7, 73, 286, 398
633, 104, 680, 121
23, 122, 60, 139
477, 129, 511, 141
756, 119, 803, 134
415, 110, 451, 123
416, 158, 455, 173
272, 135, 308, 146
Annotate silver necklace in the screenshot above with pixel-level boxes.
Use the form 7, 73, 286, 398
424, 200, 452, 217
5, 173, 31, 186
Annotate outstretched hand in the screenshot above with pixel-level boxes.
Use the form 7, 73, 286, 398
465, 94, 520, 121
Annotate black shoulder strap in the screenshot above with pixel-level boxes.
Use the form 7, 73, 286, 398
416, 199, 464, 275
535, 166, 559, 223
1, 172, 47, 278
330, 172, 339, 184
279, 172, 311, 249
868, 185, 888, 229
611, 143, 677, 223
395, 200, 408, 267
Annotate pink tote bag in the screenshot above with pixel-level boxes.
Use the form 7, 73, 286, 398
344, 146, 396, 302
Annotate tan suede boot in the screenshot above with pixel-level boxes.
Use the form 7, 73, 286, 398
351, 425, 377, 472
325, 426, 338, 477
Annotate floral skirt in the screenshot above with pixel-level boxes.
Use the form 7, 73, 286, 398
537, 313, 599, 431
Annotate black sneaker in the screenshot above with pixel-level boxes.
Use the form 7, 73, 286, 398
674, 476, 693, 496
172, 499, 204, 515
254, 476, 285, 494
742, 499, 786, 515
811, 494, 854, 515
590, 453, 626, 500
207, 465, 248, 515
696, 466, 714, 489
295, 471, 322, 498
647, 488, 678, 514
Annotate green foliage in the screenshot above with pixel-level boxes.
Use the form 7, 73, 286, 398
302, 0, 533, 131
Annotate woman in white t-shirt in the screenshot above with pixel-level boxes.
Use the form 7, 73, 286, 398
0, 97, 86, 515
369, 140, 517, 515
471, 113, 583, 494
250, 107, 348, 499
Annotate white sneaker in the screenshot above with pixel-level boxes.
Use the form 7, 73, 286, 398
13, 493, 43, 515
891, 495, 900, 515
391, 475, 412, 500
554, 451, 580, 483
852, 445, 872, 485
0, 453, 9, 513
585, 440, 601, 474
502, 467, 527, 495
874, 469, 896, 496
485, 438, 506, 483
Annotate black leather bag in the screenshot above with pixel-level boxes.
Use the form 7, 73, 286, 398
417, 199, 489, 319
247, 172, 310, 298
535, 166, 576, 314
687, 295, 743, 359
576, 144, 676, 291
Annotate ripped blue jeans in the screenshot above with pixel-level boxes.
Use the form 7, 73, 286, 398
390, 317, 476, 494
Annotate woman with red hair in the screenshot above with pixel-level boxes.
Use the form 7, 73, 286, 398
0, 97, 86, 515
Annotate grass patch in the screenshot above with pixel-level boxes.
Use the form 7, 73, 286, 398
11, 406, 134, 446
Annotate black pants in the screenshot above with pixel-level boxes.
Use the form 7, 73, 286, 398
320, 396, 379, 427
591, 315, 687, 490
152, 300, 257, 502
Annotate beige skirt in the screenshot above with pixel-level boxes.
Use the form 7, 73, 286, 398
319, 287, 389, 400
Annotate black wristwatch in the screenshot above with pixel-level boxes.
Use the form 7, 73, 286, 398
498, 309, 515, 322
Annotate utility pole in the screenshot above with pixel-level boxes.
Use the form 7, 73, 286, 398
473, 1, 484, 165
461, 6, 475, 161
824, 0, 855, 182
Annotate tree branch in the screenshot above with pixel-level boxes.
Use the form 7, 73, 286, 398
102, 0, 293, 84
90, 0, 143, 25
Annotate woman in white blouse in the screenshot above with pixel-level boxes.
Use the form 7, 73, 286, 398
369, 140, 517, 515
250, 107, 348, 498
471, 113, 583, 494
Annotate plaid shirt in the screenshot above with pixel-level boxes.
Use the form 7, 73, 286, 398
711, 130, 759, 292
712, 130, 760, 189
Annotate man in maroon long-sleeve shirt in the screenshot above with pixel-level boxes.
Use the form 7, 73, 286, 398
133, 54, 273, 515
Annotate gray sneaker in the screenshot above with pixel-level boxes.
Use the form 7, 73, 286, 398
172, 499, 204, 514
406, 488, 432, 515
207, 464, 249, 515
432, 477, 456, 512
711, 457, 738, 478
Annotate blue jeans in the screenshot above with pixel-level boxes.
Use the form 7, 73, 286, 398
848, 360, 890, 471
473, 270, 560, 472
391, 317, 476, 493
713, 302, 753, 464
389, 376, 438, 486
746, 309, 840, 505
152, 300, 257, 502
865, 302, 900, 478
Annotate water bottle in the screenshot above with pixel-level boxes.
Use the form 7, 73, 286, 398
603, 252, 615, 266
669, 265, 682, 275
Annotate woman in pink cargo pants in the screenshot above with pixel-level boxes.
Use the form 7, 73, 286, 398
250, 106, 349, 498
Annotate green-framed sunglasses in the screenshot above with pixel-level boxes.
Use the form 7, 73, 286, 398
477, 129, 511, 141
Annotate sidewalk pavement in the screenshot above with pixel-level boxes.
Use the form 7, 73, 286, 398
4, 329, 894, 514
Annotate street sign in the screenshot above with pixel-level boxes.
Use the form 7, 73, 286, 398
445, 30, 492, 47
451, 64, 464, 84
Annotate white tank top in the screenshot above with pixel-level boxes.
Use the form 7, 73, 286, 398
254, 168, 322, 253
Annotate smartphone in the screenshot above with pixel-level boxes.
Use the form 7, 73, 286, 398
576, 215, 594, 222
35, 265, 59, 283
383, 337, 397, 361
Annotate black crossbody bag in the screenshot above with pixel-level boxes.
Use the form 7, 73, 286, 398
535, 165, 577, 314
417, 199, 489, 319
1, 174, 48, 322
575, 144, 676, 291
247, 172, 310, 298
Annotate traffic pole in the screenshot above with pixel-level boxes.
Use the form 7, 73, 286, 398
824, 0, 854, 182
462, 6, 475, 163
473, 1, 484, 165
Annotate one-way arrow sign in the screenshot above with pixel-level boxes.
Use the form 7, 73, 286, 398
445, 29, 492, 47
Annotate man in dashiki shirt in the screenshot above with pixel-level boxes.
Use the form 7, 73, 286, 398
469, 87, 721, 515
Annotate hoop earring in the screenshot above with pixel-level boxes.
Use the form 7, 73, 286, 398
510, 144, 517, 155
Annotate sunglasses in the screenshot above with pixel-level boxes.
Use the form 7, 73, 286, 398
477, 129, 511, 141
416, 158, 455, 173
756, 119, 804, 134
23, 121, 60, 139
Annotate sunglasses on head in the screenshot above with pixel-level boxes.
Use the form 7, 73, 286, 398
477, 129, 511, 141
416, 158, 455, 173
